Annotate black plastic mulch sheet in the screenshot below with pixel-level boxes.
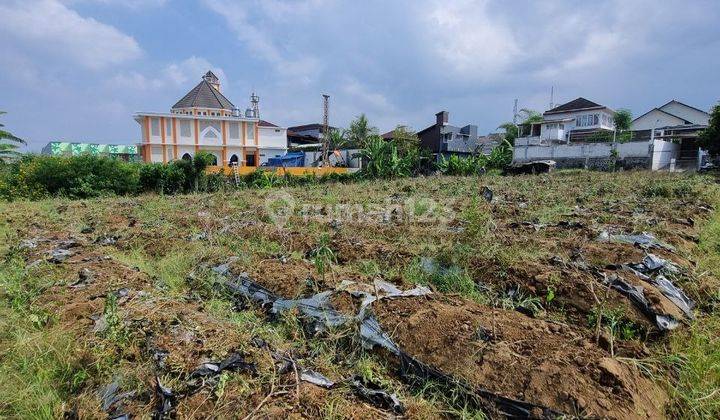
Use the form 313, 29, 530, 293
152, 353, 256, 419
626, 254, 695, 320
222, 271, 564, 418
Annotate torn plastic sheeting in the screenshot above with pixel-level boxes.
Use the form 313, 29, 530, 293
359, 314, 400, 355
597, 230, 675, 252
48, 248, 73, 263
188, 353, 257, 383
654, 275, 695, 319
481, 186, 493, 203
100, 379, 135, 417
601, 273, 680, 331
337, 279, 431, 315
222, 273, 563, 418
225, 275, 278, 306
637, 254, 679, 273
153, 354, 255, 418
154, 377, 176, 419
300, 369, 335, 388
625, 256, 695, 320
273, 291, 349, 332
349, 375, 405, 414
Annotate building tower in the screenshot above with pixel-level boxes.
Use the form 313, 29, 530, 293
250, 92, 260, 118
203, 71, 221, 92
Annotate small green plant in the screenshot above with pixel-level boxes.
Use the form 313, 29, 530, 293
588, 307, 644, 356
545, 287, 555, 305
499, 289, 545, 317
101, 293, 129, 345
311, 233, 336, 291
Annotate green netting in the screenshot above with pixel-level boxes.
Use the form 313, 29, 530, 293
46, 142, 139, 158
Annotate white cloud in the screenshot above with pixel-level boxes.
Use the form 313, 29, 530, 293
421, 0, 520, 79
108, 56, 227, 91
203, 0, 324, 84
65, 0, 169, 9
341, 78, 392, 111
163, 56, 228, 89
256, 0, 327, 21
0, 0, 141, 70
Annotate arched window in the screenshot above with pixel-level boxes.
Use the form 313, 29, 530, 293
229, 154, 239, 165
181, 153, 192, 161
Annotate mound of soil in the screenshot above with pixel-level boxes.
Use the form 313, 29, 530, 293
374, 295, 667, 419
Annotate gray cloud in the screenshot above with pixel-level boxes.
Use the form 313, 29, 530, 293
1, 0, 719, 150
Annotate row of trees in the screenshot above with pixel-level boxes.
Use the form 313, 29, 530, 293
332, 114, 513, 178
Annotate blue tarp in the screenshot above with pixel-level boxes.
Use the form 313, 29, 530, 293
265, 152, 305, 167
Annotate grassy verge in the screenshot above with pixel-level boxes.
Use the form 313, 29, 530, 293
664, 185, 720, 418
0, 256, 90, 419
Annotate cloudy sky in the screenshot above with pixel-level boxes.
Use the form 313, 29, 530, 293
1, 0, 719, 151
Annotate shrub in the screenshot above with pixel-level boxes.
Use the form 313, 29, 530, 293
1, 154, 140, 200
437, 154, 484, 176
360, 136, 419, 179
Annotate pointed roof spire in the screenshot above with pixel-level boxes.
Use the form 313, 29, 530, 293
172, 72, 234, 110
203, 70, 219, 84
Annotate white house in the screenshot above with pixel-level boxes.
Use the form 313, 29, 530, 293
631, 100, 711, 169
134, 71, 287, 167
517, 97, 615, 144
631, 100, 710, 137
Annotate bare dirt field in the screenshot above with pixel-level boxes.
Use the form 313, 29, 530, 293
1, 171, 719, 418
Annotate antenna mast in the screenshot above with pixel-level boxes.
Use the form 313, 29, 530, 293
322, 94, 330, 167
513, 99, 518, 124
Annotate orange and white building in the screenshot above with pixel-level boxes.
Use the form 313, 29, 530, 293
134, 71, 287, 167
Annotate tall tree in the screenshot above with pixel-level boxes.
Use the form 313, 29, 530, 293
613, 109, 632, 131
347, 114, 378, 149
0, 112, 25, 163
698, 103, 720, 157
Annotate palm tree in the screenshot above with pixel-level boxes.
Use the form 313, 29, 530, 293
347, 114, 378, 149
518, 108, 543, 124
327, 128, 350, 149
498, 108, 542, 144
0, 112, 25, 163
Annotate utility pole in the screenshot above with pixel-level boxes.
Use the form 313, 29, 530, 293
549, 86, 554, 110
322, 94, 330, 167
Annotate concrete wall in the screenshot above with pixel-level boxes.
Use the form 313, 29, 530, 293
513, 141, 652, 170
651, 139, 680, 170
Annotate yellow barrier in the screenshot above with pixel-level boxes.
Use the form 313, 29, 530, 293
206, 166, 349, 176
